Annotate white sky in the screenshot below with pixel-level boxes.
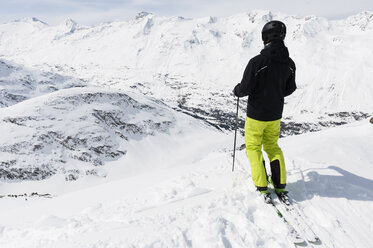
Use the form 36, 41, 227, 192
0, 0, 372, 25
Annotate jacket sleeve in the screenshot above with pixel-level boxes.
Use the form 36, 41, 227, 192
284, 61, 296, 97
233, 59, 257, 97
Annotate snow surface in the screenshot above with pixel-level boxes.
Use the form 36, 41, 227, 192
0, 10, 372, 248
0, 119, 372, 248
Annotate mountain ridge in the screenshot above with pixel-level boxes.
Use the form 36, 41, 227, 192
0, 10, 372, 133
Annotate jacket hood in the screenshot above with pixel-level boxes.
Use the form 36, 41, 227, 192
260, 40, 289, 63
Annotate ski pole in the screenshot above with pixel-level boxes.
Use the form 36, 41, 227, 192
232, 97, 239, 172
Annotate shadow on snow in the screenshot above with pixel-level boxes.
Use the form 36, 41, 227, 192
288, 165, 373, 202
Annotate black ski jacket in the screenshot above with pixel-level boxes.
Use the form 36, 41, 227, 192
233, 40, 296, 121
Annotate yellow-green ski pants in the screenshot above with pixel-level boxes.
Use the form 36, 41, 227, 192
244, 117, 286, 189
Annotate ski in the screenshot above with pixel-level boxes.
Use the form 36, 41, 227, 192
267, 176, 321, 244
273, 193, 321, 244
269, 200, 306, 246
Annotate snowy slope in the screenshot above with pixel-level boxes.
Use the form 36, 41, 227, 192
278, 120, 373, 247
0, 118, 372, 248
0, 11, 372, 133
0, 86, 222, 182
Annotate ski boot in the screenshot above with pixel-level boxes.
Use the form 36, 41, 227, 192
276, 190, 290, 205
258, 189, 273, 204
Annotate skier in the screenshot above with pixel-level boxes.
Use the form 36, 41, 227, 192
233, 20, 296, 203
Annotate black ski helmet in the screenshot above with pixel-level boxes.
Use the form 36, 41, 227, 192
262, 20, 286, 44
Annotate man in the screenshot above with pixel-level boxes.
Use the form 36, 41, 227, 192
233, 20, 296, 203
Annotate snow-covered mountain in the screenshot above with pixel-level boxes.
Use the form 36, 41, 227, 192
0, 10, 372, 133
0, 59, 86, 108
0, 85, 222, 181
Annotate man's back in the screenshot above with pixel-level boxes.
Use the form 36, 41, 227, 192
234, 40, 296, 121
